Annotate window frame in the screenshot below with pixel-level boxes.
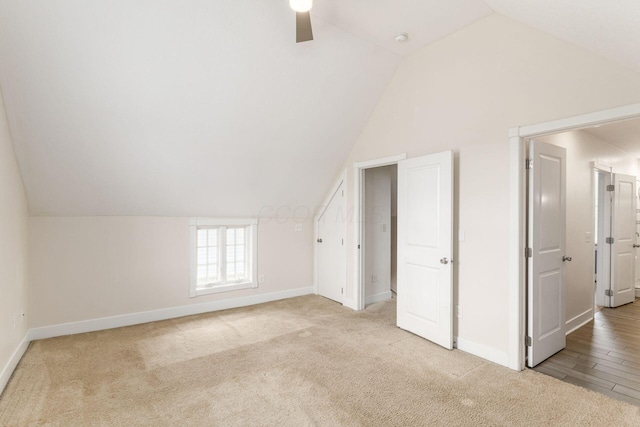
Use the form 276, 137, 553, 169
189, 217, 258, 297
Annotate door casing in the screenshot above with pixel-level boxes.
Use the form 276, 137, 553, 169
352, 153, 407, 311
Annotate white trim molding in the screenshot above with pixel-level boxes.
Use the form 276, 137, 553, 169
365, 291, 392, 306
455, 336, 510, 367
509, 102, 640, 372
30, 287, 313, 341
566, 308, 594, 336
0, 334, 30, 396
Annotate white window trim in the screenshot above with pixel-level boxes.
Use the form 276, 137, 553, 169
189, 217, 258, 297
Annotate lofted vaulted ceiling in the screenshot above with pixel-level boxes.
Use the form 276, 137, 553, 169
0, 0, 639, 217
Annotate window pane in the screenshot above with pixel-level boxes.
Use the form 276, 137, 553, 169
227, 229, 235, 245
236, 245, 244, 261
197, 229, 207, 247
208, 248, 217, 264
208, 229, 218, 244
227, 246, 235, 262
237, 228, 244, 241
197, 248, 207, 265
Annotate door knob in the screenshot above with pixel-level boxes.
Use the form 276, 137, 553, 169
440, 258, 449, 265
562, 256, 572, 262
317, 238, 323, 243
634, 244, 640, 248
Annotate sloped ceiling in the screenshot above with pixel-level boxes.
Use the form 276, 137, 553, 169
0, 0, 403, 217
485, 0, 640, 71
0, 0, 639, 217
585, 118, 640, 159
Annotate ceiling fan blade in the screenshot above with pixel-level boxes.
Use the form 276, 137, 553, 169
296, 11, 313, 43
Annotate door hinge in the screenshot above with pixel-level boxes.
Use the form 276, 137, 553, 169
342, 190, 344, 197
358, 244, 361, 249
525, 247, 532, 258
341, 239, 344, 246
606, 184, 615, 192
606, 237, 614, 244
526, 159, 533, 170
341, 288, 344, 295
526, 336, 532, 347
605, 289, 613, 297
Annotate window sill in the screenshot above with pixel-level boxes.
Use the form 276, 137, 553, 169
190, 281, 257, 297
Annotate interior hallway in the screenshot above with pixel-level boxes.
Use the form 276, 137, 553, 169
534, 299, 640, 407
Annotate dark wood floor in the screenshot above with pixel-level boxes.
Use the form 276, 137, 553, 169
533, 298, 640, 407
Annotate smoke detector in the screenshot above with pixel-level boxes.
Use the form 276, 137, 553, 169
395, 33, 408, 42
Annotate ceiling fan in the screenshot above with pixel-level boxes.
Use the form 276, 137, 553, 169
290, 0, 313, 43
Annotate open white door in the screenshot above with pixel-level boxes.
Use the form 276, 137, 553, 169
317, 182, 346, 304
595, 171, 611, 308
396, 151, 453, 350
527, 140, 566, 368
610, 173, 636, 307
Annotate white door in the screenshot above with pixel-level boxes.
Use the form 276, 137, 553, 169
595, 171, 611, 308
527, 140, 566, 368
635, 181, 640, 294
396, 151, 453, 350
610, 173, 636, 307
317, 182, 346, 303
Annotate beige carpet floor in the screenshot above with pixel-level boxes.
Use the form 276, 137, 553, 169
1, 295, 639, 426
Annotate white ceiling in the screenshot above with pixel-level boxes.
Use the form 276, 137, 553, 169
584, 119, 640, 159
485, 0, 640, 71
312, 0, 493, 55
1, 0, 639, 216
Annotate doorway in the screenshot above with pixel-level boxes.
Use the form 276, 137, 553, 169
510, 102, 640, 371
354, 151, 455, 350
363, 165, 397, 306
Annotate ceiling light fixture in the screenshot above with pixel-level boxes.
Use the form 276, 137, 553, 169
290, 0, 313, 12
395, 33, 408, 42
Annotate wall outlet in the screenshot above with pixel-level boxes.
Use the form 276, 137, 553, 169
456, 305, 463, 318
372, 274, 377, 283
12, 314, 18, 330
294, 224, 303, 232
259, 275, 265, 283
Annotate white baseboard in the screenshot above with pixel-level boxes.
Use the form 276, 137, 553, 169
342, 297, 358, 311
30, 286, 314, 341
455, 336, 509, 368
0, 333, 30, 396
636, 288, 640, 298
565, 308, 593, 335
365, 291, 392, 305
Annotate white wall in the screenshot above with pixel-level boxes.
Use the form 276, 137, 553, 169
0, 87, 29, 390
332, 14, 640, 362
364, 166, 392, 304
29, 216, 313, 328
537, 130, 639, 331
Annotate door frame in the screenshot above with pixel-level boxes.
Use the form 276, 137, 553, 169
509, 102, 640, 371
353, 153, 407, 311
314, 169, 347, 301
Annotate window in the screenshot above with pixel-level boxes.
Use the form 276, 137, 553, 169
189, 218, 258, 296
